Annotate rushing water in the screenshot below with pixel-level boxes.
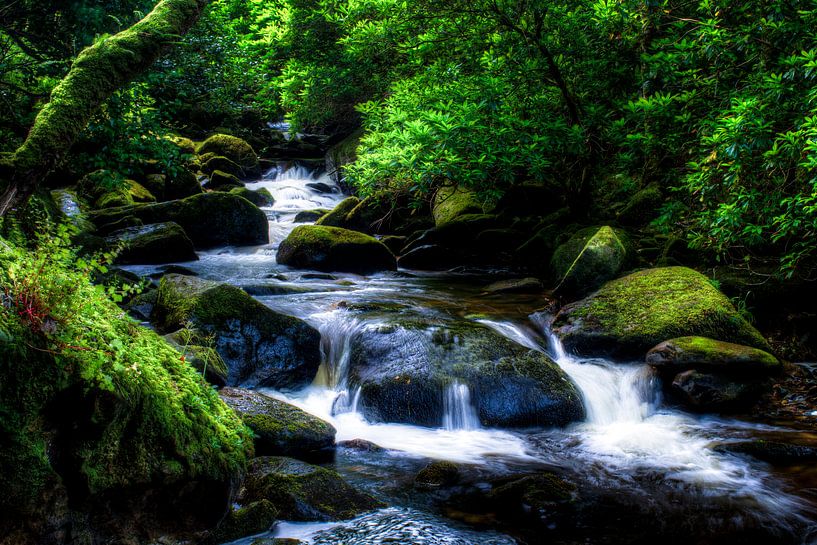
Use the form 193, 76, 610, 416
126, 163, 817, 544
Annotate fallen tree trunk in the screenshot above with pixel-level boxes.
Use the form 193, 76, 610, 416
0, 0, 209, 216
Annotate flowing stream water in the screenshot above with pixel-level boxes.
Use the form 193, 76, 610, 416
126, 163, 817, 544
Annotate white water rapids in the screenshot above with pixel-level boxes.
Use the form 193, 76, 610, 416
124, 163, 814, 544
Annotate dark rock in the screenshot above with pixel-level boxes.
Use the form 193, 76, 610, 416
550, 226, 633, 297
398, 244, 461, 271
277, 225, 396, 274
240, 457, 383, 521
207, 169, 243, 189
306, 182, 337, 194
337, 439, 384, 452
198, 134, 261, 178
153, 275, 321, 389
230, 186, 275, 207
617, 185, 663, 226
203, 500, 277, 545
164, 167, 203, 200
484, 278, 544, 294
107, 222, 198, 265
671, 370, 769, 411
416, 461, 460, 489
203, 155, 243, 178
495, 182, 564, 217
219, 388, 335, 459
294, 209, 330, 223
712, 440, 817, 464
646, 336, 780, 375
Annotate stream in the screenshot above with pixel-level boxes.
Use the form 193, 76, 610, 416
126, 163, 817, 544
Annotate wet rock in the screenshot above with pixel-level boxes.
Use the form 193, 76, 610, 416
153, 275, 321, 389
337, 439, 384, 452
203, 155, 243, 178
240, 457, 383, 521
124, 288, 157, 321
552, 267, 770, 360
397, 244, 460, 271
106, 222, 197, 265
671, 370, 769, 411
315, 196, 361, 228
294, 209, 330, 223
230, 186, 274, 207
277, 225, 396, 274
94, 179, 156, 209
203, 500, 277, 545
198, 134, 260, 178
416, 461, 460, 489
164, 167, 203, 200
306, 182, 336, 194
646, 336, 780, 375
89, 192, 269, 249
550, 226, 633, 297
349, 320, 584, 428
712, 440, 817, 464
207, 169, 243, 189
380, 235, 408, 255
432, 186, 485, 227
219, 388, 335, 459
484, 278, 544, 294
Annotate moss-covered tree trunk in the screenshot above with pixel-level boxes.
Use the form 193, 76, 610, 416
0, 0, 210, 216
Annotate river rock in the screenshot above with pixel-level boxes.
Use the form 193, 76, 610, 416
198, 134, 260, 178
277, 225, 396, 274
671, 369, 769, 411
552, 267, 769, 359
203, 500, 278, 545
207, 169, 243, 189
712, 440, 817, 464
219, 388, 335, 459
484, 277, 544, 294
550, 226, 632, 297
646, 336, 780, 375
203, 155, 243, 178
294, 209, 330, 223
397, 244, 460, 271
432, 186, 484, 227
348, 320, 584, 428
164, 167, 203, 200
230, 186, 274, 207
240, 456, 383, 521
89, 192, 269, 249
415, 461, 460, 489
153, 275, 321, 389
107, 221, 197, 264
315, 196, 361, 228
94, 179, 156, 209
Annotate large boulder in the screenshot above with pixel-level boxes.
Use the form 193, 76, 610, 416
550, 226, 633, 297
277, 225, 396, 274
106, 221, 197, 264
240, 457, 382, 521
94, 179, 156, 209
315, 196, 361, 228
552, 267, 769, 359
230, 186, 274, 207
646, 336, 780, 375
671, 370, 769, 411
219, 388, 335, 459
89, 192, 269, 249
432, 186, 484, 227
198, 134, 260, 178
348, 320, 584, 428
153, 275, 321, 389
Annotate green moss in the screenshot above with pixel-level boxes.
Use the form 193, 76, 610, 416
646, 336, 780, 374
197, 134, 259, 175
617, 185, 663, 226
230, 186, 274, 207
432, 186, 484, 227
553, 266, 770, 358
315, 196, 361, 228
276, 225, 396, 274
551, 225, 632, 296
205, 500, 278, 545
0, 235, 252, 516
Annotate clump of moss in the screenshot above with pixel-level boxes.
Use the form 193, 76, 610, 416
0, 233, 252, 519
432, 186, 484, 227
197, 134, 259, 177
315, 196, 361, 228
276, 225, 396, 274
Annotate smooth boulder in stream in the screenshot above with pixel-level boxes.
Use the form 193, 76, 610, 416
277, 225, 396, 274
347, 320, 584, 428
552, 267, 769, 359
106, 221, 197, 264
153, 275, 321, 389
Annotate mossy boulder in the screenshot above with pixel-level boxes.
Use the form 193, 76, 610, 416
315, 196, 361, 228
93, 179, 156, 210
164, 167, 202, 200
89, 192, 269, 249
204, 500, 278, 545
106, 221, 197, 264
552, 267, 769, 359
415, 461, 460, 489
153, 275, 322, 389
198, 134, 260, 178
432, 186, 484, 227
277, 225, 396, 274
550, 226, 633, 297
230, 186, 274, 207
349, 320, 584, 428
203, 155, 243, 178
167, 135, 197, 155
294, 209, 330, 223
240, 457, 383, 521
646, 336, 780, 375
207, 169, 243, 190
219, 388, 336, 460
617, 185, 663, 226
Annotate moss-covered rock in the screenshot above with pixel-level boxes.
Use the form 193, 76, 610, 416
415, 461, 460, 489
207, 169, 243, 190
230, 186, 274, 207
432, 186, 484, 227
315, 196, 361, 228
552, 267, 769, 359
153, 274, 321, 389
164, 329, 229, 387
203, 155, 243, 178
240, 457, 383, 521
164, 167, 202, 200
277, 225, 396, 274
294, 209, 330, 223
550, 226, 633, 297
167, 135, 197, 155
106, 221, 198, 264
349, 320, 584, 427
617, 185, 663, 226
646, 336, 780, 375
671, 370, 769, 412
219, 388, 336, 459
93, 179, 156, 210
198, 134, 260, 178
89, 192, 269, 249
204, 500, 278, 545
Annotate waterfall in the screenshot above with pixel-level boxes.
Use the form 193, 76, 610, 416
442, 381, 480, 430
